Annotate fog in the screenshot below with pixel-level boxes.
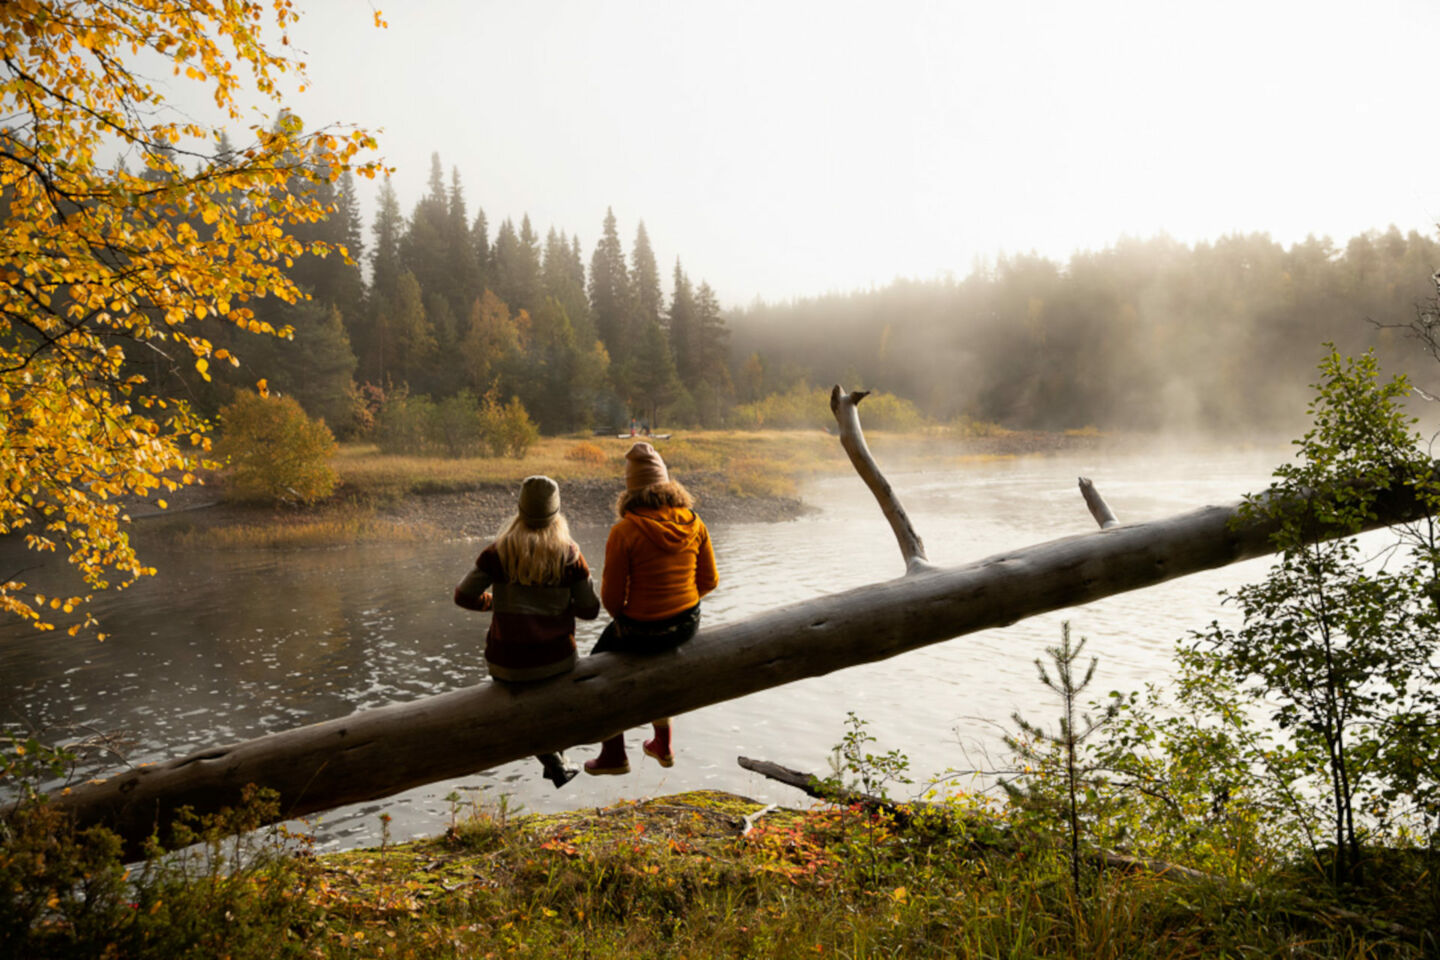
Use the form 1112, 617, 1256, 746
728, 230, 1440, 436
250, 0, 1440, 307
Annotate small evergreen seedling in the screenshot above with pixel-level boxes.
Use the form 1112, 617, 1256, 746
1004, 621, 1116, 894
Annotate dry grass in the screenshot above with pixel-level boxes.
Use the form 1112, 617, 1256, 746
169, 513, 441, 550
332, 431, 850, 503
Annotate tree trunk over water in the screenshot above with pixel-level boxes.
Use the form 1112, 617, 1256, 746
16, 390, 1435, 857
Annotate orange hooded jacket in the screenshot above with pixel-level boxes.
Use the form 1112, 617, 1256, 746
601, 505, 718, 621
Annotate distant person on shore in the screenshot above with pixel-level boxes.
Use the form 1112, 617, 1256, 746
585, 442, 718, 775
454, 475, 600, 788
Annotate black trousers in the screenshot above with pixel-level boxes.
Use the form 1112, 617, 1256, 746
591, 604, 701, 655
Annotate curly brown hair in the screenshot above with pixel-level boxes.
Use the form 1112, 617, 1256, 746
615, 480, 695, 518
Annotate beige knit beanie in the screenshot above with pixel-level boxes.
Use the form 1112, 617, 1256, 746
624, 442, 669, 491
517, 475, 561, 527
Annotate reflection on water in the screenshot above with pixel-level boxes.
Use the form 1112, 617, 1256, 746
2, 448, 1293, 850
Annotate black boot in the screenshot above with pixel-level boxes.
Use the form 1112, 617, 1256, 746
538, 752, 578, 788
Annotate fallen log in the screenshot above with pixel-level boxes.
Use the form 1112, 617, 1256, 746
13, 388, 1436, 857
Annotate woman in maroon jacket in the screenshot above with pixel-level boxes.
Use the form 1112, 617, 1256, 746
455, 475, 600, 787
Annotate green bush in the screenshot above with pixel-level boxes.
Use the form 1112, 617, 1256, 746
433, 391, 484, 458
480, 393, 539, 459
731, 383, 832, 430
374, 387, 434, 455
851, 392, 925, 431
375, 389, 538, 459
215, 392, 337, 505
732, 383, 926, 431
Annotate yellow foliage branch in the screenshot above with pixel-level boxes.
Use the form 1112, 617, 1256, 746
0, 0, 387, 633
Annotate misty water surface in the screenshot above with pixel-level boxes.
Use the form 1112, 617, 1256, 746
2, 447, 1296, 850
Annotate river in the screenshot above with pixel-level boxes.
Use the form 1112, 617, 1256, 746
1, 445, 1293, 850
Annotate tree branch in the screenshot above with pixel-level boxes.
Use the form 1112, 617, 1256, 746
1079, 477, 1119, 529
829, 384, 929, 573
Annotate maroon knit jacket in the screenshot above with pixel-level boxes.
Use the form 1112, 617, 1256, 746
454, 543, 600, 681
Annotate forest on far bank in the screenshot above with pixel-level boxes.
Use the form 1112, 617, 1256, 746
729, 228, 1440, 435
154, 144, 1440, 441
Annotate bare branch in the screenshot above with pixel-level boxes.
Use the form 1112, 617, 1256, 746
1078, 477, 1119, 529
829, 384, 929, 573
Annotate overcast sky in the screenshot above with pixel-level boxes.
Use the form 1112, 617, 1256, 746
256, 0, 1440, 307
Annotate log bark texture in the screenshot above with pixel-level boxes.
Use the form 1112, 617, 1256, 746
23, 478, 1432, 856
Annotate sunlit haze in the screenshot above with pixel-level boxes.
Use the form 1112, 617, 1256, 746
212, 0, 1440, 305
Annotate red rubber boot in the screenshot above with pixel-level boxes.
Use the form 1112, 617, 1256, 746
643, 720, 674, 767
584, 734, 630, 776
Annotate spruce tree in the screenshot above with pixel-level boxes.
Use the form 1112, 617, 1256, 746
514, 214, 544, 315
400, 153, 462, 359
446, 167, 480, 319
588, 207, 631, 359
668, 259, 699, 383
544, 228, 592, 345
491, 218, 523, 314
630, 318, 681, 428
360, 178, 405, 384
695, 280, 732, 392
471, 207, 492, 298
631, 220, 663, 335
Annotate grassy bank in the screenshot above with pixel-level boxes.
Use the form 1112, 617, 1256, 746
145, 426, 1103, 550
328, 430, 854, 504
6, 786, 1432, 959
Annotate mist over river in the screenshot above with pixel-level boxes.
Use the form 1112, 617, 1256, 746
2, 446, 1304, 850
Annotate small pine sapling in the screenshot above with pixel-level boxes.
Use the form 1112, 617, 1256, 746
1004, 621, 1117, 892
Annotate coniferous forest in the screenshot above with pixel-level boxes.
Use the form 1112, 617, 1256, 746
162, 147, 1440, 444
168, 151, 734, 444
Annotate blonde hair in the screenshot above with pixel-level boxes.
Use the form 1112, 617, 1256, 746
494, 512, 577, 585
615, 479, 695, 518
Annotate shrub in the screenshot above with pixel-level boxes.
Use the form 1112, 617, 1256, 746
350, 381, 387, 438
374, 387, 435, 455
731, 383, 832, 430
852, 392, 925, 431
564, 441, 610, 465
480, 392, 539, 459
215, 392, 337, 505
949, 414, 1011, 438
434, 392, 484, 457
726, 458, 797, 498
732, 384, 926, 431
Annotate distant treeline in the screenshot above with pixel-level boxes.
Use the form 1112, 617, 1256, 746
729, 230, 1440, 433
145, 146, 1440, 438
148, 150, 733, 437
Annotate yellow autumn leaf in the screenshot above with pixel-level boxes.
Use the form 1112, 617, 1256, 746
0, 0, 383, 636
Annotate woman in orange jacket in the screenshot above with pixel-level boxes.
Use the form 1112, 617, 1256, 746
584, 442, 718, 775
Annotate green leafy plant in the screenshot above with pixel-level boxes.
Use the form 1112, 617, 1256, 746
1203, 348, 1440, 882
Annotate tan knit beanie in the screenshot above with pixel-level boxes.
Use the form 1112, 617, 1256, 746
624, 442, 669, 491
517, 475, 561, 527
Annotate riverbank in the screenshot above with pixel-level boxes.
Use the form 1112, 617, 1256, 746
134, 427, 1112, 550
7, 781, 1430, 958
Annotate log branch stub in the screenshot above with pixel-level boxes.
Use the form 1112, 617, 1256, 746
1078, 477, 1120, 529
830, 384, 929, 573
742, 755, 1217, 882
738, 755, 917, 825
